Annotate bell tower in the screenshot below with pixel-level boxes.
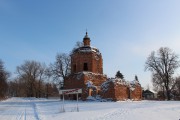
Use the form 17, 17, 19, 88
64, 32, 107, 100
71, 32, 103, 74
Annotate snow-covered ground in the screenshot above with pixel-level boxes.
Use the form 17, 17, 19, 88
0, 97, 180, 120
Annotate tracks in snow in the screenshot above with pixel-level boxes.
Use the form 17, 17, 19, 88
32, 102, 40, 120
16, 111, 25, 120
0, 98, 41, 120
94, 108, 129, 120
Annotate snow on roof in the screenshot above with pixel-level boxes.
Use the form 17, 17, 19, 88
102, 78, 128, 86
112, 78, 127, 85
73, 72, 106, 80
101, 78, 141, 92
75, 71, 106, 76
129, 79, 141, 86
128, 80, 141, 91
101, 78, 127, 93
72, 46, 101, 55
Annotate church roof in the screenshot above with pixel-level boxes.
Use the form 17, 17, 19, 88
72, 46, 101, 55
71, 32, 101, 55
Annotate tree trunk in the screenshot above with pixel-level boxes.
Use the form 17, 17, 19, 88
38, 80, 41, 98
46, 84, 48, 99
165, 86, 171, 100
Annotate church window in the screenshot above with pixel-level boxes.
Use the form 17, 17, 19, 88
73, 64, 76, 72
84, 63, 88, 71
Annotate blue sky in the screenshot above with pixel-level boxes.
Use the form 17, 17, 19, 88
1, 0, 180, 88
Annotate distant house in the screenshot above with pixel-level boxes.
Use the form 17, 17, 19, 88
142, 90, 154, 100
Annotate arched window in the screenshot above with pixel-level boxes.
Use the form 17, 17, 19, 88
73, 64, 76, 72
84, 63, 88, 71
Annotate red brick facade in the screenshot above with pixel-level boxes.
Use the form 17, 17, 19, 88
101, 78, 142, 101
71, 50, 103, 74
64, 32, 142, 101
130, 85, 142, 100
64, 72, 106, 100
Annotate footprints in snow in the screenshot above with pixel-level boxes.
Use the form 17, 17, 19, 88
94, 109, 129, 120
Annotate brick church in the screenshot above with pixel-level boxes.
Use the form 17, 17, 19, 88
64, 32, 142, 101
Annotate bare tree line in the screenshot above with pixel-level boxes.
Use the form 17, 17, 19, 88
0, 60, 9, 99
0, 42, 81, 99
0, 53, 70, 99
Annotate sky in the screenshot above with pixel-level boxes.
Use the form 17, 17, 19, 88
1, 0, 180, 88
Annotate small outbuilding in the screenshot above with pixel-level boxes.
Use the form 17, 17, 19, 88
142, 90, 155, 100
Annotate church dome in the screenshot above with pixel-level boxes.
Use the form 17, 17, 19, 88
72, 46, 101, 55
84, 32, 90, 39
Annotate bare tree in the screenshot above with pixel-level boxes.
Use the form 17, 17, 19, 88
16, 60, 46, 97
71, 41, 83, 54
171, 76, 180, 99
50, 53, 71, 89
145, 47, 180, 100
44, 68, 52, 98
0, 59, 9, 99
176, 77, 180, 96
37, 63, 47, 98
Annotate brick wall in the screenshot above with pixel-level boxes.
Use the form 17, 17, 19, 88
64, 72, 106, 100
101, 81, 129, 101
130, 85, 142, 100
100, 82, 116, 100
71, 50, 103, 74
114, 84, 129, 101
100, 79, 142, 101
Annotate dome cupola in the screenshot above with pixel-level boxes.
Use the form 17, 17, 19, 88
83, 32, 91, 46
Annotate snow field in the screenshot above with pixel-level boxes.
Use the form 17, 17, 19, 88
0, 98, 180, 120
